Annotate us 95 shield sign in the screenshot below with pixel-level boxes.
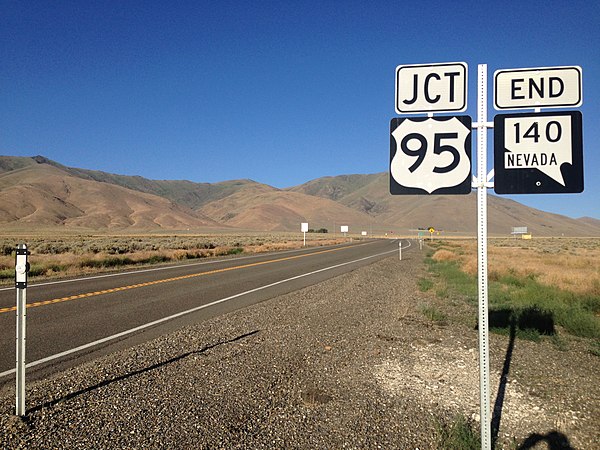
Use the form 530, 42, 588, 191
494, 111, 583, 194
390, 116, 472, 195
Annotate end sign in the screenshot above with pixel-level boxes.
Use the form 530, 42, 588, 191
494, 66, 582, 110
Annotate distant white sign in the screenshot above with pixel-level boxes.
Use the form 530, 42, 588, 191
395, 62, 468, 114
340, 225, 349, 233
361, 231, 367, 236
301, 222, 309, 233
494, 66, 582, 110
511, 227, 528, 235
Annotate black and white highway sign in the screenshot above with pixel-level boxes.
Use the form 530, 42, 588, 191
395, 62, 467, 114
494, 66, 582, 110
390, 116, 472, 195
494, 111, 583, 194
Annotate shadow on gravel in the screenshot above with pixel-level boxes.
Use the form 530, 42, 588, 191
26, 330, 260, 415
488, 309, 574, 449
491, 318, 516, 449
517, 430, 574, 450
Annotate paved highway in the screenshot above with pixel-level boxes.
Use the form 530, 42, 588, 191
0, 239, 409, 385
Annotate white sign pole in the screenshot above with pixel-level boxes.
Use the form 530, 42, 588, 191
475, 64, 492, 450
301, 223, 309, 247
398, 240, 402, 260
15, 243, 28, 417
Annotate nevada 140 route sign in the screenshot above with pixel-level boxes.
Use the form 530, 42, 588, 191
494, 111, 583, 194
390, 116, 472, 195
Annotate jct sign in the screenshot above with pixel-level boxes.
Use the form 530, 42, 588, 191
395, 62, 467, 114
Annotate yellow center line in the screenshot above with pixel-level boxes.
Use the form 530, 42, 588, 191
0, 243, 371, 314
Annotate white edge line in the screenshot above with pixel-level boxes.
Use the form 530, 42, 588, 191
0, 245, 400, 379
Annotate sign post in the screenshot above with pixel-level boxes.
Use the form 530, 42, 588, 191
15, 243, 29, 417
301, 223, 309, 246
474, 65, 492, 450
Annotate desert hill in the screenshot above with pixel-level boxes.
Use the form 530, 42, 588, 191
0, 157, 220, 229
1, 155, 599, 236
289, 172, 600, 236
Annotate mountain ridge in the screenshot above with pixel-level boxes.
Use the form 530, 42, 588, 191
1, 155, 598, 236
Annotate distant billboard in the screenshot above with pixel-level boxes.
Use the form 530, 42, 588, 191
511, 226, 528, 235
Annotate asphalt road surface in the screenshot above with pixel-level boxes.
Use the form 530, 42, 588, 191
0, 239, 410, 385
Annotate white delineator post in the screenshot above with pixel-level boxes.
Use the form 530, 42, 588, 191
15, 243, 28, 417
398, 240, 402, 260
474, 64, 492, 450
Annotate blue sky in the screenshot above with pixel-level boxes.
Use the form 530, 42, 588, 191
2, 0, 599, 219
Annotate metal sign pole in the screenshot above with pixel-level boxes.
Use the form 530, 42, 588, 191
15, 243, 29, 417
475, 64, 492, 450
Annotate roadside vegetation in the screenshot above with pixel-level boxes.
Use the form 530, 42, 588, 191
0, 233, 347, 283
419, 237, 600, 353
436, 414, 480, 450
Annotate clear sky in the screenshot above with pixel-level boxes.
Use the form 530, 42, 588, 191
2, 0, 599, 219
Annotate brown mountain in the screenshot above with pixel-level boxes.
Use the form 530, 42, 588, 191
1, 155, 599, 236
289, 173, 600, 236
0, 156, 374, 232
0, 156, 220, 230
197, 181, 375, 231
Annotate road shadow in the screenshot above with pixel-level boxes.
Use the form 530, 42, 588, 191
27, 330, 260, 415
487, 307, 558, 448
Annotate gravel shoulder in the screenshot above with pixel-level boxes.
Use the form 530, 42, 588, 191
1, 248, 598, 449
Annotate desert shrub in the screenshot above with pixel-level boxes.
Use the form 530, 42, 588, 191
417, 277, 434, 292
437, 414, 480, 450
1, 245, 14, 256
421, 304, 448, 325
431, 249, 459, 262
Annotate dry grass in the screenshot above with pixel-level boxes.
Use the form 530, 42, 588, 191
0, 233, 348, 283
432, 238, 600, 296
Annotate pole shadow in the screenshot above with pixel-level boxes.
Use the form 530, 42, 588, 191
491, 316, 516, 448
26, 330, 260, 415
487, 306, 565, 449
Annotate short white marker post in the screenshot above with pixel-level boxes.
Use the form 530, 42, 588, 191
15, 243, 29, 417
398, 240, 402, 260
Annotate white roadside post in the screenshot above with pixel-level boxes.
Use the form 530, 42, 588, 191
15, 243, 29, 417
398, 240, 402, 260
301, 223, 309, 247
